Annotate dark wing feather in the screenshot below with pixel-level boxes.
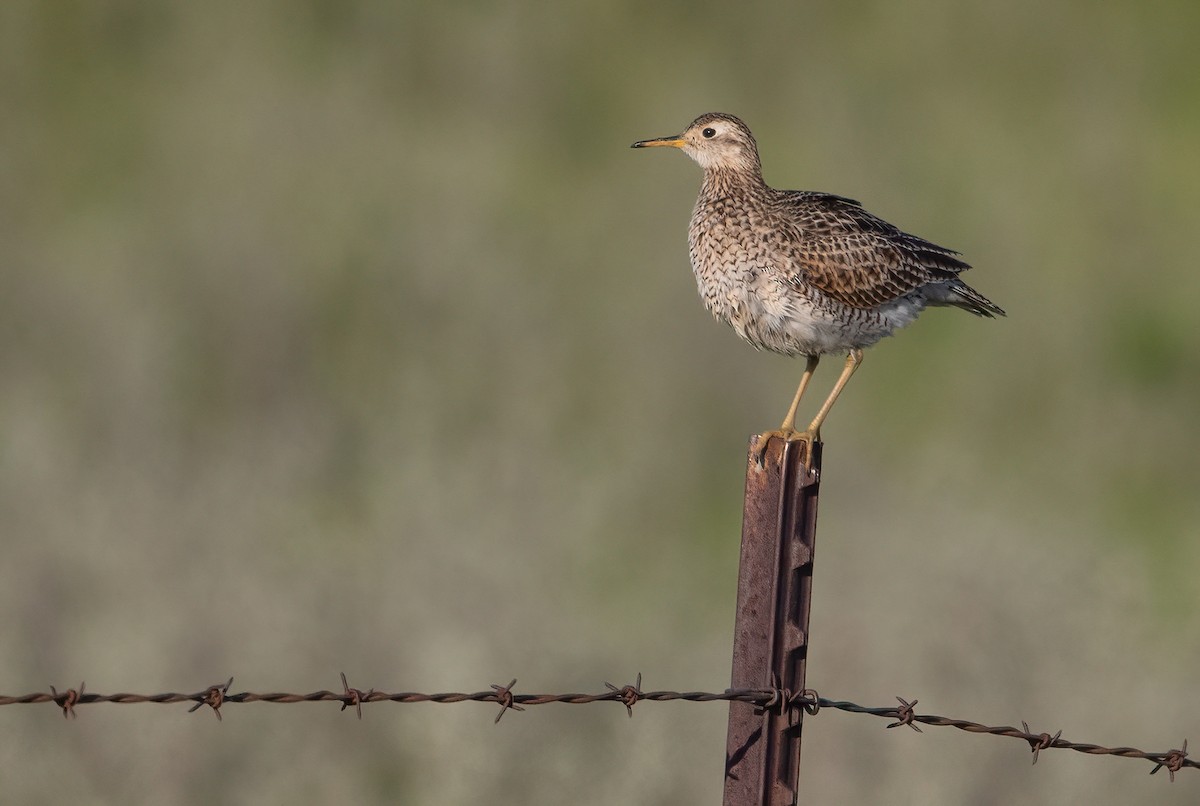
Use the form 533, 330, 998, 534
771, 191, 970, 309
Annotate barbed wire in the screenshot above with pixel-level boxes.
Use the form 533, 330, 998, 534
1, 674, 1192, 781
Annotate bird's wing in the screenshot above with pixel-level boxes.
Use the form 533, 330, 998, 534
773, 192, 970, 309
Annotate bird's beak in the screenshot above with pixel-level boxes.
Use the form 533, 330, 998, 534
631, 135, 686, 149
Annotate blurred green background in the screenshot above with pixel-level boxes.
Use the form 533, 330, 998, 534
3, 0, 1199, 803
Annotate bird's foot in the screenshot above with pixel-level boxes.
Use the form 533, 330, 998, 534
751, 427, 819, 469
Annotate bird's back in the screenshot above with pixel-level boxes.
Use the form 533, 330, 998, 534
764, 190, 1003, 317
688, 186, 1003, 356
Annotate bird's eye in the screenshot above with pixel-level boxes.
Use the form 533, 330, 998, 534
702, 127, 716, 138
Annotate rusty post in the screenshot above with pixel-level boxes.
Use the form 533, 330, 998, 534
723, 436, 822, 806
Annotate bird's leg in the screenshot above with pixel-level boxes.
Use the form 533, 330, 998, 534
779, 355, 820, 434
803, 348, 864, 441
753, 355, 819, 467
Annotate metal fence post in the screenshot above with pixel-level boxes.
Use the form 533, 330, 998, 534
723, 436, 822, 806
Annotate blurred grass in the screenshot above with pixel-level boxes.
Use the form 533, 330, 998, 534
2, 0, 1198, 803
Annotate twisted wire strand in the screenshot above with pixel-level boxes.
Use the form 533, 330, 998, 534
4, 677, 1191, 780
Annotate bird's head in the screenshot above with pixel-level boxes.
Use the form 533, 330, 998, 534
631, 113, 762, 176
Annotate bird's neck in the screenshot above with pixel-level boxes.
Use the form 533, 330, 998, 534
700, 166, 767, 200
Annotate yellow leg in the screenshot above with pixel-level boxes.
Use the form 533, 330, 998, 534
753, 355, 819, 466
779, 355, 820, 433
804, 349, 864, 440
752, 350, 863, 467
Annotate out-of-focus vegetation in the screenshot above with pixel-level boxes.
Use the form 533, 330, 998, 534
2, 1, 1198, 803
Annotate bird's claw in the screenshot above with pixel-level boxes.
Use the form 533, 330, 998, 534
752, 428, 818, 469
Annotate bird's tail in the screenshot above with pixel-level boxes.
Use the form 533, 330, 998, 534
935, 281, 1006, 318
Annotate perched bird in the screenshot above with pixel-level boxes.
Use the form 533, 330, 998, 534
632, 113, 1003, 462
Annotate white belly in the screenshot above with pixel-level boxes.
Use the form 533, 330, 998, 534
694, 262, 925, 356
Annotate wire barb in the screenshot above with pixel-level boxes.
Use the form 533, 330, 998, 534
1150, 739, 1188, 783
886, 696, 922, 732
1021, 720, 1062, 765
50, 682, 85, 719
188, 677, 233, 721
604, 673, 643, 718
339, 673, 371, 720
490, 679, 524, 723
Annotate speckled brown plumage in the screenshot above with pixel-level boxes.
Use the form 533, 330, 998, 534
632, 112, 1003, 461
